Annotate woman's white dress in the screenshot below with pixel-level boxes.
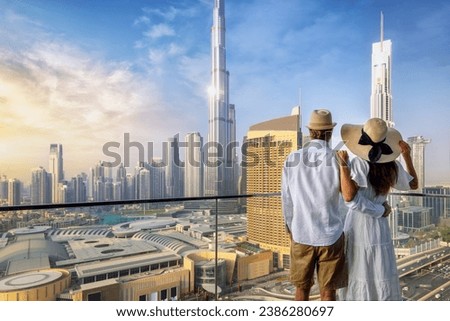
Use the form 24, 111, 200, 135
338, 158, 413, 301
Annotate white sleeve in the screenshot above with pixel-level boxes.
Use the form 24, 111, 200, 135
350, 157, 370, 188
394, 160, 414, 191
281, 161, 293, 232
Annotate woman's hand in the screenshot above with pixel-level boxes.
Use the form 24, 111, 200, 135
399, 140, 419, 189
399, 140, 411, 158
337, 150, 349, 167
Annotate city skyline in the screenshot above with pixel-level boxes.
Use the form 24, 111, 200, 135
0, 0, 449, 186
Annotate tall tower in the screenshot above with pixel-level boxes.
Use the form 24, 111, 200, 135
7, 179, 21, 206
246, 107, 301, 269
150, 158, 165, 199
31, 166, 52, 205
370, 12, 394, 127
165, 134, 182, 198
49, 144, 64, 203
205, 0, 237, 196
407, 136, 431, 192
185, 132, 204, 197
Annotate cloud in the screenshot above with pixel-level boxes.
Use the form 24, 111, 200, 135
142, 6, 179, 21
144, 23, 176, 39
0, 12, 201, 181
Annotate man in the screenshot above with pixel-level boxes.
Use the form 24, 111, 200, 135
281, 109, 389, 301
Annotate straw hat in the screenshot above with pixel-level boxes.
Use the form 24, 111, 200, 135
341, 118, 402, 163
306, 109, 336, 130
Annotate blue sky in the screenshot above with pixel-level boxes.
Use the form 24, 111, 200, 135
0, 0, 449, 185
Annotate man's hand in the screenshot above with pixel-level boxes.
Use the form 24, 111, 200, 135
382, 201, 391, 217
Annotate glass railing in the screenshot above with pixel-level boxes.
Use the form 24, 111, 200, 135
0, 192, 449, 301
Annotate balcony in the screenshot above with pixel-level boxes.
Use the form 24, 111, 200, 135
0, 192, 449, 301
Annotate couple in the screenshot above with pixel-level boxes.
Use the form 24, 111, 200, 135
282, 109, 418, 301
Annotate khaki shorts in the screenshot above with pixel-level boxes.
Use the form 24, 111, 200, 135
290, 233, 347, 291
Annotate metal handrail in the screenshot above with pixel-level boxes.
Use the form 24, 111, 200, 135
0, 192, 448, 212
0, 194, 253, 212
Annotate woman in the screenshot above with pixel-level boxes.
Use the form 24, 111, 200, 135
337, 118, 418, 301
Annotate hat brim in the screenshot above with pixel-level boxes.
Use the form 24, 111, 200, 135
306, 122, 337, 130
341, 124, 402, 163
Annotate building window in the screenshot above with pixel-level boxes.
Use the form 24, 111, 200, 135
83, 276, 95, 284
108, 271, 119, 279
139, 294, 146, 301
151, 264, 159, 271
160, 262, 168, 268
96, 274, 107, 281
141, 266, 149, 273
130, 267, 140, 275
170, 287, 177, 299
119, 269, 129, 277
87, 292, 102, 301
161, 289, 168, 301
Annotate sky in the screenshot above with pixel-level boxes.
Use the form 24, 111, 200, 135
0, 0, 449, 186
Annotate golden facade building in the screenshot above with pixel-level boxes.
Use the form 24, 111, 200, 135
70, 267, 191, 301
245, 107, 302, 269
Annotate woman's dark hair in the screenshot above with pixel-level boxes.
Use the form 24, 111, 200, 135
368, 161, 398, 195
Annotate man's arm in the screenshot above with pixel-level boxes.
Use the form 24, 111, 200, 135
281, 164, 294, 236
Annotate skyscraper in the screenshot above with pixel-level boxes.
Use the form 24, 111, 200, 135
407, 136, 431, 192
31, 166, 52, 205
205, 0, 237, 196
49, 144, 64, 203
90, 161, 106, 202
185, 132, 203, 197
370, 12, 394, 127
7, 179, 21, 206
0, 175, 8, 203
165, 134, 182, 198
150, 158, 165, 199
246, 107, 302, 269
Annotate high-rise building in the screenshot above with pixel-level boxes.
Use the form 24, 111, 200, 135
370, 12, 394, 127
125, 174, 135, 200
49, 144, 64, 203
406, 136, 431, 207
185, 132, 203, 197
165, 134, 182, 198
407, 136, 431, 192
137, 168, 151, 201
246, 107, 302, 269
150, 159, 165, 199
31, 167, 52, 205
89, 161, 106, 202
0, 175, 9, 203
7, 178, 21, 206
57, 182, 69, 203
71, 174, 87, 203
205, 0, 237, 196
115, 164, 127, 201
423, 186, 450, 224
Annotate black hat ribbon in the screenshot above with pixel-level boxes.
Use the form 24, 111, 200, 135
358, 129, 393, 163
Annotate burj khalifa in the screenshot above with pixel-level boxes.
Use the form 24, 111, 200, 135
205, 0, 237, 196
